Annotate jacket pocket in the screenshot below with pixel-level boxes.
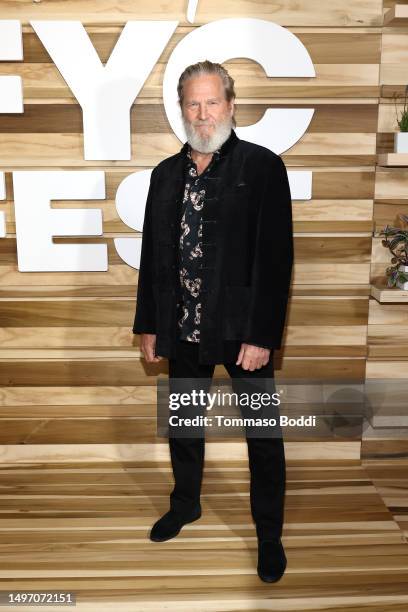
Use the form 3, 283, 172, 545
222, 183, 251, 202
223, 285, 251, 340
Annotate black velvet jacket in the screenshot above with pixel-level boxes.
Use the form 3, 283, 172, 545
132, 129, 294, 365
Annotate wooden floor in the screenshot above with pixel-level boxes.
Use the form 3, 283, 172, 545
363, 459, 408, 542
1, 459, 408, 611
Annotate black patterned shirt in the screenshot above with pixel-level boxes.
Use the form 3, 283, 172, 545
177, 145, 221, 342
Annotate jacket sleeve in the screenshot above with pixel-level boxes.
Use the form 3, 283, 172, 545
243, 154, 294, 349
132, 167, 158, 335
245, 342, 273, 350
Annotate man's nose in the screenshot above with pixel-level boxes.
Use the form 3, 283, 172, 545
198, 103, 208, 120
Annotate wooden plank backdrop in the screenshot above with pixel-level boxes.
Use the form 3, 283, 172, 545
3, 3, 408, 611
362, 0, 408, 463
0, 0, 402, 465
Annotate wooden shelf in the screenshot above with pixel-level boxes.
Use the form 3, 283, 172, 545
384, 5, 408, 25
377, 153, 408, 167
371, 283, 408, 303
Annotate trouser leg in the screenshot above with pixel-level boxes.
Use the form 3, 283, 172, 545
167, 339, 214, 517
224, 354, 286, 540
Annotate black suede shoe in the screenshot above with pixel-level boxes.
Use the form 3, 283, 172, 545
149, 508, 201, 542
257, 538, 287, 583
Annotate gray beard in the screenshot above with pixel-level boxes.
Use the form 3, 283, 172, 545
182, 115, 232, 154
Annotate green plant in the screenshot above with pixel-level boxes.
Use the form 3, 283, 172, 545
393, 86, 408, 132
379, 213, 408, 287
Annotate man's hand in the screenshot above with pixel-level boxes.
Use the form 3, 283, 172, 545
236, 343, 270, 371
140, 333, 163, 363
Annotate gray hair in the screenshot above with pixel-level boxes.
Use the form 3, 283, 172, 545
177, 60, 236, 128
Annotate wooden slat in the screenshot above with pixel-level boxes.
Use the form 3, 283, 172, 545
0, 133, 377, 166
0, 442, 361, 463
13, 30, 383, 64
0, 356, 367, 385
0, 60, 380, 99
370, 285, 408, 304
378, 154, 408, 166
0, 263, 371, 287
1, 235, 376, 265
2, 169, 376, 196
0, 284, 371, 298
384, 5, 408, 26
0, 296, 368, 326
363, 459, 408, 538
381, 32, 408, 63
0, 1, 384, 26
0, 104, 380, 133
0, 417, 362, 444
366, 361, 408, 378
369, 298, 408, 323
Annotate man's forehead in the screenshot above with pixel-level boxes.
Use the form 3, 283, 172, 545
184, 74, 223, 91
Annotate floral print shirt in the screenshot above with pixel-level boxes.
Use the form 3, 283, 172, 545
177, 145, 221, 342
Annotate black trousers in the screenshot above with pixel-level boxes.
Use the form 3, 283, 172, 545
167, 337, 286, 541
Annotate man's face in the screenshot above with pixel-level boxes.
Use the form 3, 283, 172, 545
181, 73, 235, 154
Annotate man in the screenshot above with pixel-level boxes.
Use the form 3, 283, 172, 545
132, 60, 294, 583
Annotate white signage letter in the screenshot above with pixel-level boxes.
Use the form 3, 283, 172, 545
30, 20, 178, 160
163, 18, 315, 152
163, 18, 315, 199
114, 170, 152, 268
12, 171, 107, 271
0, 20, 23, 113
